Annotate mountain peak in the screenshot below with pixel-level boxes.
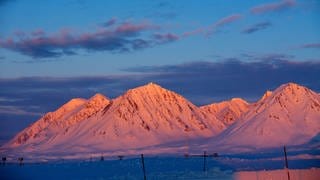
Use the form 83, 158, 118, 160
259, 90, 273, 102
212, 82, 320, 150
279, 82, 303, 91
138, 82, 163, 90
60, 98, 87, 111
125, 82, 172, 97
272, 82, 317, 100
200, 98, 249, 126
89, 93, 109, 101
230, 98, 248, 104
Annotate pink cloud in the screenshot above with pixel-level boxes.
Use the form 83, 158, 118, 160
0, 20, 176, 58
115, 21, 158, 34
251, 0, 296, 14
153, 33, 179, 43
183, 14, 242, 37
183, 28, 205, 37
213, 14, 243, 27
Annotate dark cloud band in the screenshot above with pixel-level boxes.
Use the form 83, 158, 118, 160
1, 59, 319, 144
242, 21, 272, 34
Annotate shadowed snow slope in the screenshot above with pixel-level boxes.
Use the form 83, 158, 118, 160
1, 83, 224, 156
211, 83, 320, 151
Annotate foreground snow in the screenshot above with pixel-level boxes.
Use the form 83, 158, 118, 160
0, 153, 319, 180
235, 168, 320, 180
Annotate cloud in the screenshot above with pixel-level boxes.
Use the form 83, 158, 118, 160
13, 30, 26, 38
300, 43, 320, 49
251, 0, 296, 14
102, 17, 117, 27
0, 0, 13, 7
0, 19, 181, 59
156, 1, 170, 8
31, 29, 45, 36
153, 33, 179, 43
148, 12, 178, 20
0, 105, 42, 116
123, 59, 320, 103
255, 53, 294, 61
1, 58, 317, 112
183, 14, 242, 37
213, 14, 243, 27
242, 21, 272, 34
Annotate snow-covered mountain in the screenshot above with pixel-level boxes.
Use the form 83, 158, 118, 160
7, 93, 110, 148
1, 82, 319, 159
200, 98, 249, 126
2, 83, 224, 156
211, 83, 320, 151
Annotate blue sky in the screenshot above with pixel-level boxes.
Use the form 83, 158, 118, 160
0, 0, 320, 144
0, 0, 319, 77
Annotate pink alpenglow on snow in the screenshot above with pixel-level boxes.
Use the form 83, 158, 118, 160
1, 83, 224, 158
1, 82, 319, 160
200, 98, 249, 126
211, 83, 320, 152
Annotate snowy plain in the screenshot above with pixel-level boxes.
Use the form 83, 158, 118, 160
1, 147, 319, 180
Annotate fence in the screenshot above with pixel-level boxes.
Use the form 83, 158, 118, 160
1, 146, 318, 180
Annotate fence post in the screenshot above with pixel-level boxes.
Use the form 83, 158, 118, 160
2, 157, 6, 166
283, 146, 290, 180
141, 154, 147, 180
203, 151, 207, 172
18, 157, 24, 166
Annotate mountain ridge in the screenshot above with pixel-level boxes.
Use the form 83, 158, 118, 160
210, 82, 320, 151
1, 82, 319, 158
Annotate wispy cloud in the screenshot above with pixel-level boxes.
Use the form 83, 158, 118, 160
147, 12, 177, 20
0, 18, 182, 59
300, 43, 320, 49
242, 21, 272, 34
153, 33, 179, 43
183, 14, 242, 37
256, 53, 294, 61
213, 14, 243, 27
31, 29, 45, 36
0, 105, 42, 116
101, 17, 117, 27
251, 0, 296, 14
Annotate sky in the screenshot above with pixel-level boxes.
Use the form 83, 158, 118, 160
0, 0, 320, 144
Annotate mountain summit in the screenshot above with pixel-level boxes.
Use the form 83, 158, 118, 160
212, 83, 320, 151
7, 93, 110, 148
3, 83, 224, 156
1, 82, 319, 159
200, 98, 249, 126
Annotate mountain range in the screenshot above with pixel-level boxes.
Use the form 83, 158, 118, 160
1, 82, 319, 159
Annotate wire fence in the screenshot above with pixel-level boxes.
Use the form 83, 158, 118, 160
1, 146, 319, 179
